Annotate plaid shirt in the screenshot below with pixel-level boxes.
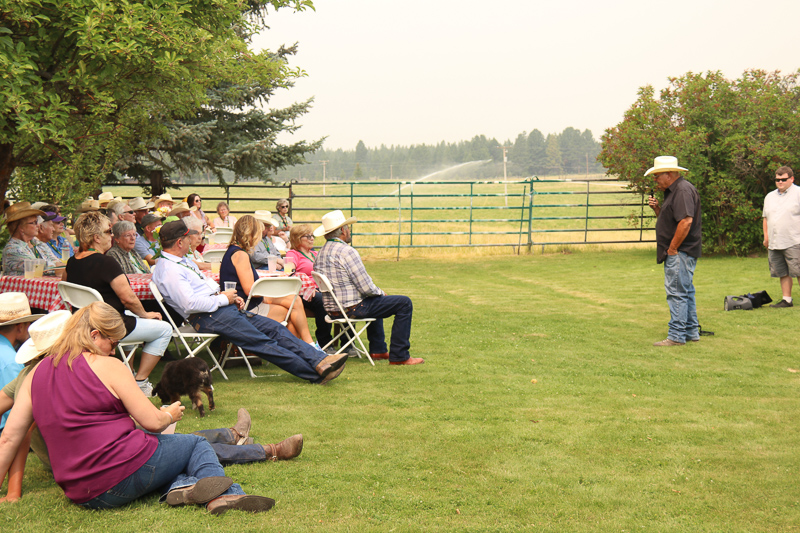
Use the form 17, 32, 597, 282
314, 239, 384, 313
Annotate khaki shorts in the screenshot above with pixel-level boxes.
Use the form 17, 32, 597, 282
768, 244, 800, 278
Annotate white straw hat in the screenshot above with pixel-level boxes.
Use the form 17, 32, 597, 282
313, 210, 357, 237
253, 210, 277, 226
644, 156, 689, 176
0, 293, 44, 326
15, 310, 72, 364
98, 191, 115, 206
168, 201, 191, 217
128, 197, 148, 211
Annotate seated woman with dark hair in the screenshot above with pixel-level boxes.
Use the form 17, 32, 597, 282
219, 215, 317, 346
107, 220, 150, 274
66, 211, 172, 397
0, 302, 275, 514
285, 224, 332, 348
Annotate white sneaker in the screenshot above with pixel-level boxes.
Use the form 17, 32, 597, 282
137, 379, 153, 397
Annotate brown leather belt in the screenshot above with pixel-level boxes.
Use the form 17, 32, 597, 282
328, 303, 359, 318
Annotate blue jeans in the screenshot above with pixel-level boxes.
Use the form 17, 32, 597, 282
349, 295, 413, 362
188, 304, 326, 382
664, 252, 699, 343
304, 291, 333, 347
122, 314, 173, 356
193, 428, 267, 465
80, 434, 244, 509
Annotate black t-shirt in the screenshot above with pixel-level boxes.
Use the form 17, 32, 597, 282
655, 177, 702, 263
65, 253, 137, 337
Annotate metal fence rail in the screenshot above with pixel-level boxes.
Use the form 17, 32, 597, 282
107, 178, 655, 256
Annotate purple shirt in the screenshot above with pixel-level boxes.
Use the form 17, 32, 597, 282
31, 354, 157, 503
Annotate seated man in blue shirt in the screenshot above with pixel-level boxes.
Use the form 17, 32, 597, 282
152, 220, 346, 384
134, 213, 163, 266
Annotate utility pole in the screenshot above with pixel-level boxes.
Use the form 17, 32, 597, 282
321, 160, 329, 196
501, 146, 509, 206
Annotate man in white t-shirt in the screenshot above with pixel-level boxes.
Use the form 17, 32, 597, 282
762, 165, 800, 307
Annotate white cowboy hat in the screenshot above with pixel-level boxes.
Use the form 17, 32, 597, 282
0, 293, 44, 327
313, 210, 357, 237
15, 310, 72, 364
253, 210, 277, 226
98, 191, 115, 204
127, 197, 149, 211
644, 156, 689, 176
168, 201, 191, 217
155, 193, 174, 207
30, 201, 50, 211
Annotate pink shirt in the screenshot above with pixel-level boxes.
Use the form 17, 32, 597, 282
286, 249, 316, 276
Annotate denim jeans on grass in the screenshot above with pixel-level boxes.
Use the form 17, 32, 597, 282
193, 428, 267, 465
348, 295, 413, 362
188, 304, 326, 382
664, 251, 699, 343
80, 434, 244, 509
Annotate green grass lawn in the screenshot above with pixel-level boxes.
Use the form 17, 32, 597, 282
4, 248, 799, 531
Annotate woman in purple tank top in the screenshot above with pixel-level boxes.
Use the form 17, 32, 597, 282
0, 302, 274, 515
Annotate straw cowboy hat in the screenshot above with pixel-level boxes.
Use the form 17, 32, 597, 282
154, 193, 174, 208
644, 156, 689, 177
2, 202, 46, 225
127, 197, 148, 211
313, 210, 357, 237
0, 293, 44, 328
77, 198, 100, 212
15, 310, 72, 364
98, 191, 119, 206
168, 201, 191, 217
253, 210, 277, 226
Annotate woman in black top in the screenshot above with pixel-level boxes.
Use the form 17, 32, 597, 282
66, 211, 173, 397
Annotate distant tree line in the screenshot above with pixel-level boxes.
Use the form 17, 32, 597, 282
263, 127, 605, 182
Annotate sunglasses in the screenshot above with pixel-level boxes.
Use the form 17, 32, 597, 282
775, 177, 791, 183
103, 228, 113, 235
302, 234, 315, 240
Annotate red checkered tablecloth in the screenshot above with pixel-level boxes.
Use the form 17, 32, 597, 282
0, 275, 68, 312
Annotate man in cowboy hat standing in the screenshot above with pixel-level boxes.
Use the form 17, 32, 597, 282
0, 293, 43, 430
762, 165, 800, 308
646, 156, 702, 346
314, 210, 423, 365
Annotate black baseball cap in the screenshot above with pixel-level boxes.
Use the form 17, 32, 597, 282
159, 220, 198, 245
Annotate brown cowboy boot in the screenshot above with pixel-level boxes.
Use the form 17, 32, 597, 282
264, 434, 303, 461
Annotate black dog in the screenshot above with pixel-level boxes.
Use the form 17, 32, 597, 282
153, 357, 215, 417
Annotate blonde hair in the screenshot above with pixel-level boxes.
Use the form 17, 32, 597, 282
49, 302, 126, 369
289, 224, 314, 250
231, 215, 262, 253
73, 211, 109, 251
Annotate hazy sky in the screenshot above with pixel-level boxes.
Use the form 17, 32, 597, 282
255, 0, 798, 151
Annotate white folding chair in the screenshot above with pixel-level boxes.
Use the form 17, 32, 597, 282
149, 281, 228, 380
57, 281, 142, 371
209, 231, 232, 245
219, 277, 301, 378
202, 249, 227, 262
311, 271, 375, 366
